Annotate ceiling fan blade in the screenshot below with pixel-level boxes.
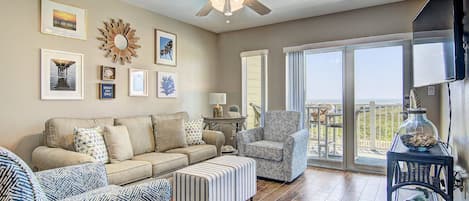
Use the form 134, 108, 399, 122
196, 1, 213, 16
243, 0, 271, 15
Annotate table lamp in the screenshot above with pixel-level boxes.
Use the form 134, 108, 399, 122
209, 93, 226, 117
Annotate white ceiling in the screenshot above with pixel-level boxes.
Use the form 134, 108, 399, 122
121, 0, 405, 33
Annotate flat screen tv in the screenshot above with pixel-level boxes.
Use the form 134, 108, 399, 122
412, 0, 465, 87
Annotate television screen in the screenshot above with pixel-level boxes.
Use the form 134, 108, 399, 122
412, 0, 465, 87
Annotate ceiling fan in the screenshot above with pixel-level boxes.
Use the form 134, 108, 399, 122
196, 0, 271, 17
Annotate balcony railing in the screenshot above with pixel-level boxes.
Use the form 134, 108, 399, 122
306, 101, 403, 159
356, 101, 403, 151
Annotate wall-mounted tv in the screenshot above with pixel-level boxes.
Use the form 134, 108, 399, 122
412, 0, 465, 87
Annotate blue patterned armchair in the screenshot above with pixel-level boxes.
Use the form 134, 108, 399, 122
0, 147, 171, 201
237, 111, 309, 182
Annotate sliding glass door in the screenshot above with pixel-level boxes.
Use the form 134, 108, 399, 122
304, 41, 411, 173
305, 48, 344, 169
353, 45, 404, 168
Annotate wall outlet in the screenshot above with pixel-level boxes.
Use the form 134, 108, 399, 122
427, 86, 436, 96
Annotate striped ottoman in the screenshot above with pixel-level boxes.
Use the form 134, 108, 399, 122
173, 162, 235, 201
205, 156, 256, 201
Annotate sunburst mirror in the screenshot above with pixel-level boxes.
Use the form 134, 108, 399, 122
97, 19, 141, 65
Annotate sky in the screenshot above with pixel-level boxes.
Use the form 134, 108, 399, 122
305, 46, 403, 104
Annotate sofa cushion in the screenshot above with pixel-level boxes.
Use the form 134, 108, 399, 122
115, 116, 155, 155
154, 118, 187, 152
132, 152, 188, 177
105, 160, 152, 185
45, 118, 114, 151
73, 127, 109, 164
166, 145, 217, 164
104, 126, 134, 163
151, 112, 189, 123
245, 140, 284, 162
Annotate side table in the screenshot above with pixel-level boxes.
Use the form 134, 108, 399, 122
387, 136, 454, 201
202, 116, 246, 148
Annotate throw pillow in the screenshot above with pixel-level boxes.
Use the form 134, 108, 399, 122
184, 119, 205, 145
154, 118, 188, 152
73, 127, 109, 164
103, 125, 134, 163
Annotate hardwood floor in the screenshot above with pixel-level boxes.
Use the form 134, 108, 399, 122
254, 167, 386, 201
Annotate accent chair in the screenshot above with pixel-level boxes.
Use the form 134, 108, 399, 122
237, 111, 309, 182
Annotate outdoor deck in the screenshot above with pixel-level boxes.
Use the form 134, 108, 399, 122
306, 102, 403, 166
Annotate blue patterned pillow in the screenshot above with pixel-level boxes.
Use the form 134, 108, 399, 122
73, 127, 109, 164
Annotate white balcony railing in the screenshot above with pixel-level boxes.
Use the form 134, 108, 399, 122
356, 101, 403, 151
306, 101, 403, 158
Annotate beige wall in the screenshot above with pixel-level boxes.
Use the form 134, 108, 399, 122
0, 0, 218, 165
217, 0, 426, 111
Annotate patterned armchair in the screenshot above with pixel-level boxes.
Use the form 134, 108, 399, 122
0, 147, 171, 201
237, 111, 309, 182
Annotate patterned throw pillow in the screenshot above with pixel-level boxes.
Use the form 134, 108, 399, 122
73, 127, 109, 164
184, 119, 205, 145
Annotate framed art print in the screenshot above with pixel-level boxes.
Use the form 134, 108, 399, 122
155, 29, 177, 66
101, 66, 116, 81
41, 49, 84, 100
158, 71, 177, 98
129, 69, 148, 97
41, 0, 87, 40
99, 83, 115, 99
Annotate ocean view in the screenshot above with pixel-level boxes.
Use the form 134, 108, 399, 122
306, 98, 402, 105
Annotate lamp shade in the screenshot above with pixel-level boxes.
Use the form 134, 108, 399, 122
209, 93, 226, 105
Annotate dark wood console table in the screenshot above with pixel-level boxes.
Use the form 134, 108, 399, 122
387, 136, 454, 201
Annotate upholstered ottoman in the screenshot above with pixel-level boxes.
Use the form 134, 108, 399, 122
205, 156, 256, 201
173, 162, 235, 201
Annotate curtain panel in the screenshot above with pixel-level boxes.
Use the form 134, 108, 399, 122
286, 51, 305, 129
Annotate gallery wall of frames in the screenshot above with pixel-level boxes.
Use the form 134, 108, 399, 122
0, 0, 218, 165
41, 0, 179, 101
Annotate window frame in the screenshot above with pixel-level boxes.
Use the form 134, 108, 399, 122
241, 49, 269, 127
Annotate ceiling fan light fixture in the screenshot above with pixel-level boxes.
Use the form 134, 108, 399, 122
211, 0, 244, 14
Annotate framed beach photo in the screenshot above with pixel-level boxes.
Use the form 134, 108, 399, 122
99, 83, 115, 99
155, 29, 177, 66
157, 72, 177, 98
41, 49, 84, 100
41, 0, 87, 40
129, 69, 148, 97
100, 66, 116, 81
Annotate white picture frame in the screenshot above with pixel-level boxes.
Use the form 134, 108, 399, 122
155, 29, 177, 66
41, 49, 84, 100
129, 69, 148, 97
157, 71, 177, 98
41, 0, 87, 40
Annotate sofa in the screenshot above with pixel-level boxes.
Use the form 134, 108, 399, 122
32, 112, 225, 186
237, 111, 309, 182
0, 146, 171, 201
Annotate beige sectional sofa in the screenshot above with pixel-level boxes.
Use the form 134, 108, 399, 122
32, 112, 225, 185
